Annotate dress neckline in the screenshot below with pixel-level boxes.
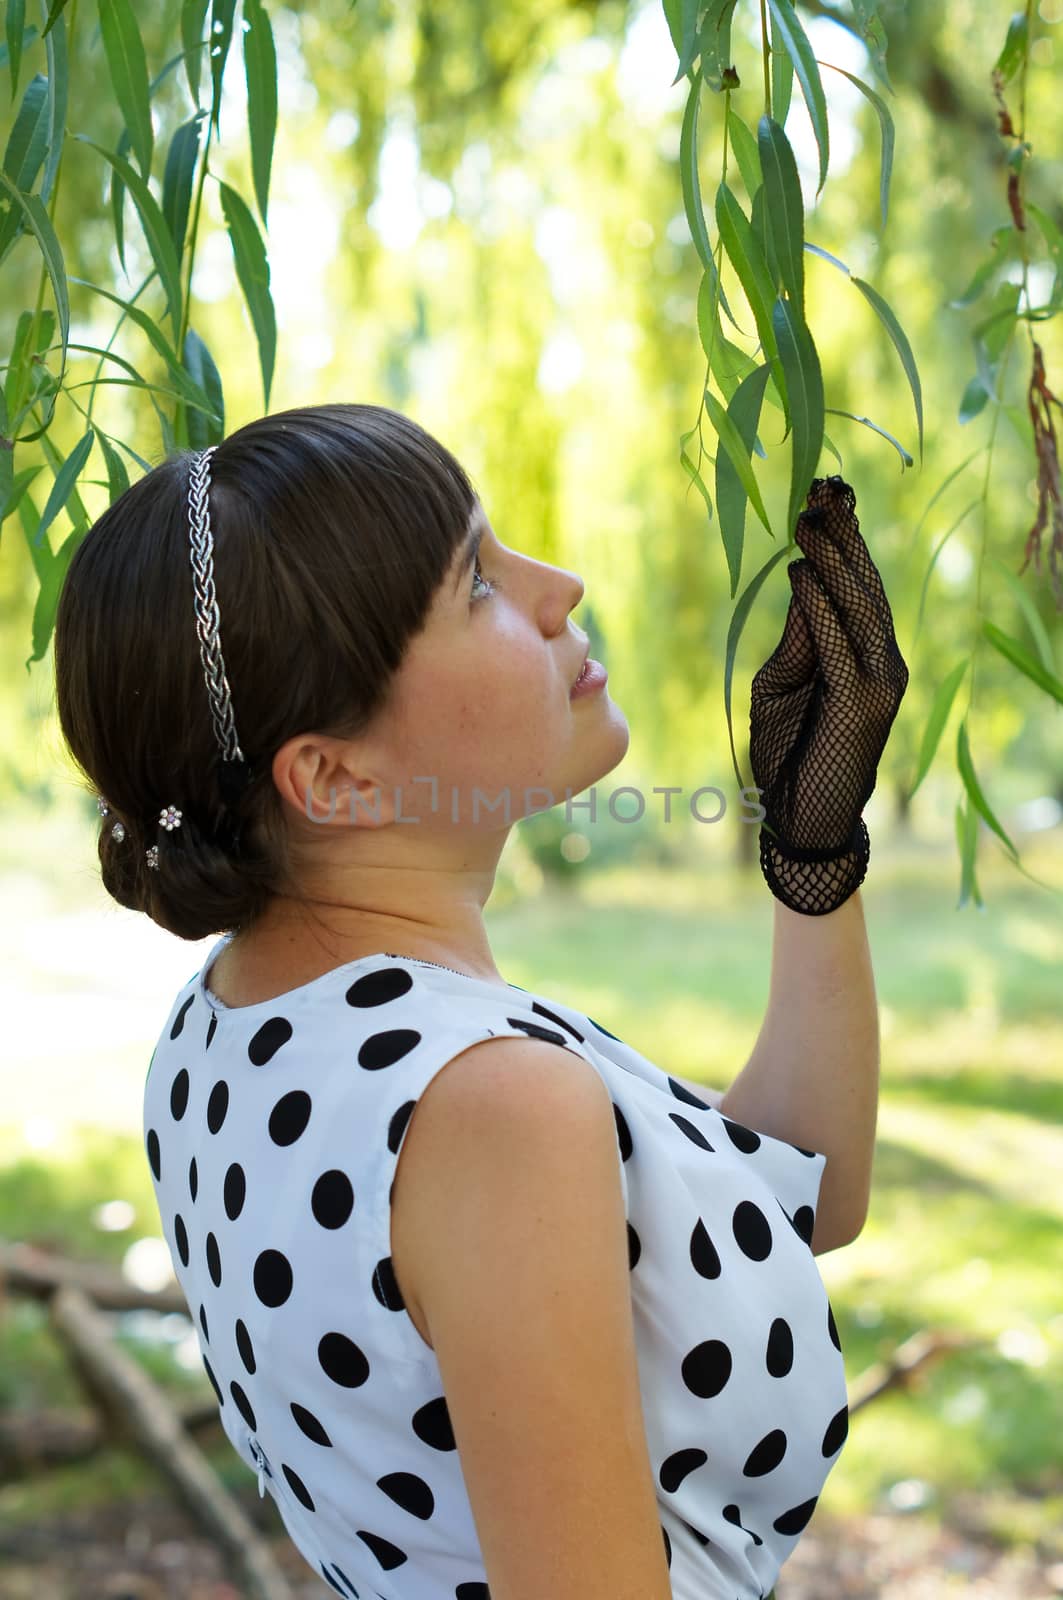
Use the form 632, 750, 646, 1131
197, 933, 516, 1013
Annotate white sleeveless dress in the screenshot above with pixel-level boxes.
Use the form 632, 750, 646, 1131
142, 934, 849, 1600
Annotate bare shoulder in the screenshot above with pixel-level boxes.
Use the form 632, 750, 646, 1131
389, 1035, 671, 1600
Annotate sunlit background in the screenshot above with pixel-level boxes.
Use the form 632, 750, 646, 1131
1, 0, 1061, 1593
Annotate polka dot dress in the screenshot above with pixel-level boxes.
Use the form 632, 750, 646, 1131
143, 935, 849, 1600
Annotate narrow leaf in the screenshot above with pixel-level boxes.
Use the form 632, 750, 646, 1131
219, 180, 276, 406
757, 114, 804, 311
162, 113, 204, 261
40, 0, 71, 40
68, 276, 218, 419
715, 362, 773, 596
679, 425, 714, 520
209, 0, 237, 135
5, 0, 26, 99
243, 0, 276, 226
0, 176, 68, 395
41, 1, 67, 204
715, 180, 782, 385
704, 380, 772, 538
98, 0, 153, 180
986, 553, 1057, 678
74, 137, 183, 332
823, 406, 912, 468
850, 0, 896, 96
3, 72, 49, 187
909, 657, 967, 798
769, 4, 793, 127
724, 544, 795, 791
819, 60, 894, 231
766, 0, 829, 195
680, 70, 713, 271
804, 239, 849, 274
994, 12, 1028, 84
94, 425, 130, 503
851, 275, 923, 465
1, 463, 40, 527
667, 0, 700, 85
726, 107, 762, 199
955, 793, 984, 910
181, 0, 209, 106
956, 718, 1020, 862
699, 0, 738, 94
34, 427, 93, 548
982, 619, 1063, 705
184, 325, 226, 448
772, 296, 824, 534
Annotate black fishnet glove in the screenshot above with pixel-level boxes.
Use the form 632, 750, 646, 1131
749, 475, 910, 916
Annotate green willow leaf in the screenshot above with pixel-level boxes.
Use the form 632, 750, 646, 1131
0, 72, 48, 263
40, 1, 66, 204
679, 424, 714, 520
219, 180, 276, 406
955, 793, 984, 910
34, 426, 93, 549
665, 0, 700, 85
699, 0, 738, 94
74, 137, 182, 333
715, 181, 781, 381
766, 0, 828, 195
850, 275, 923, 464
68, 276, 218, 419
1027, 202, 1063, 305
1, 464, 40, 527
243, 0, 277, 226
99, 0, 153, 180
724, 543, 794, 792
715, 362, 773, 597
184, 325, 226, 448
41, 0, 71, 40
850, 0, 895, 96
4, 308, 55, 426
162, 113, 204, 261
994, 11, 1028, 84
772, 296, 823, 535
0, 440, 11, 523
947, 226, 1014, 309
757, 114, 804, 311
823, 406, 912, 468
726, 107, 761, 199
769, 5, 793, 127
5, 0, 26, 99
909, 657, 967, 798
956, 718, 1019, 862
958, 375, 989, 425
697, 268, 754, 396
680, 70, 713, 271
0, 176, 68, 405
819, 60, 894, 232
209, 0, 237, 135
982, 619, 1063, 706
181, 0, 209, 106
704, 382, 772, 538
93, 425, 130, 503
804, 240, 849, 274
986, 553, 1056, 678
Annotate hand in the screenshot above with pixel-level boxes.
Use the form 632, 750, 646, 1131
749, 475, 909, 914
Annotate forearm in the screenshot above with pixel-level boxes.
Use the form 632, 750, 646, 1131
719, 888, 880, 1254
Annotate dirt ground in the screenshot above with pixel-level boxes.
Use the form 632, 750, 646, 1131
0, 1492, 1060, 1600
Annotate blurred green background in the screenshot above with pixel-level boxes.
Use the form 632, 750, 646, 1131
2, 0, 1062, 1593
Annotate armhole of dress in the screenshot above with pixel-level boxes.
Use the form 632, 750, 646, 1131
364, 1014, 633, 1375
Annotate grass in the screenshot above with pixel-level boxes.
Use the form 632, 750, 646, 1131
0, 799, 1061, 1554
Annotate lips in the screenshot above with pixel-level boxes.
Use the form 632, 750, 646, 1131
573, 653, 590, 688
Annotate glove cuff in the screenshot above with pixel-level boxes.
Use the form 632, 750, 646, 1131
758, 816, 871, 916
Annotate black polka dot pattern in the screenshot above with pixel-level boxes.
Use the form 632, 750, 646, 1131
143, 942, 849, 1599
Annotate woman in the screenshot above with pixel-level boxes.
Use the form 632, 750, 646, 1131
54, 403, 908, 1600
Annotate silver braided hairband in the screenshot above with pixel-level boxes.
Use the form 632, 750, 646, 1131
98, 445, 253, 870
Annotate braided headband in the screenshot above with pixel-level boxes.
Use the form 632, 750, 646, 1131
97, 445, 254, 869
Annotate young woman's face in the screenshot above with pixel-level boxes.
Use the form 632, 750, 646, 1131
370, 500, 630, 830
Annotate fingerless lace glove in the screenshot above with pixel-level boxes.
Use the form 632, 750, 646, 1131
749, 475, 910, 916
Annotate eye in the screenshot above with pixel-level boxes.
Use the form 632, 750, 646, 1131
470, 554, 497, 602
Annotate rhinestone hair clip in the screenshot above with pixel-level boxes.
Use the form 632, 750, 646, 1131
98, 445, 251, 870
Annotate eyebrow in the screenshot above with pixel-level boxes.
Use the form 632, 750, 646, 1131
452, 518, 485, 595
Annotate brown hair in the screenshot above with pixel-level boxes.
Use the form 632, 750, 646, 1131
53, 402, 479, 942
